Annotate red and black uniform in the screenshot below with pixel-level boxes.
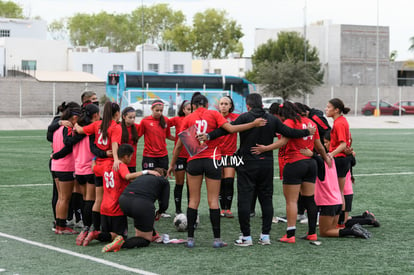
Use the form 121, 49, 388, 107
138, 116, 171, 170
124, 123, 141, 172
330, 115, 351, 177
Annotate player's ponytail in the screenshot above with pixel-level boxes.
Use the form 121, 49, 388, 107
101, 101, 120, 140
329, 98, 350, 115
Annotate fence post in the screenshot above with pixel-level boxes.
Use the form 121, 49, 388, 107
330, 86, 334, 99
52, 82, 56, 117
19, 81, 22, 118
354, 86, 358, 117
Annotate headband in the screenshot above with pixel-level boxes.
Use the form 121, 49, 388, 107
152, 101, 164, 107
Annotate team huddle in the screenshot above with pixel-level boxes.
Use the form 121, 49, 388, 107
47, 91, 380, 252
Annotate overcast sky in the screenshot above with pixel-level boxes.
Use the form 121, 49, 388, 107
17, 0, 414, 61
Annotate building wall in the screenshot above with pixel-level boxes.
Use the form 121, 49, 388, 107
1, 38, 67, 71
68, 51, 137, 80
202, 58, 252, 77
137, 50, 192, 74
0, 18, 47, 39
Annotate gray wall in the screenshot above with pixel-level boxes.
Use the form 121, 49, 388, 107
0, 79, 106, 116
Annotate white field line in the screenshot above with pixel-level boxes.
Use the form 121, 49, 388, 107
0, 232, 158, 275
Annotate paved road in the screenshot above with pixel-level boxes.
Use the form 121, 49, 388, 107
0, 115, 413, 131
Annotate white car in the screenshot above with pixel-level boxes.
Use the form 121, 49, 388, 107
262, 97, 283, 111
130, 98, 176, 117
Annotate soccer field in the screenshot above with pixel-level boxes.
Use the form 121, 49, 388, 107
0, 129, 413, 274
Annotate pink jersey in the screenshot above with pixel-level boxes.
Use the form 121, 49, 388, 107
314, 161, 343, 206
343, 170, 354, 195
51, 126, 75, 172
73, 135, 94, 175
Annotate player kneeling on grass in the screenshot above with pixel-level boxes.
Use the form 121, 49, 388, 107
103, 167, 170, 252
81, 144, 160, 250
301, 148, 372, 239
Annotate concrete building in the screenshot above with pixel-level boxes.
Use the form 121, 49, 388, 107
0, 18, 47, 39
192, 56, 252, 78
255, 21, 392, 86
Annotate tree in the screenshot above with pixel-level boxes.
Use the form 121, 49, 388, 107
247, 32, 323, 99
48, 19, 68, 40
0, 0, 24, 18
189, 9, 243, 59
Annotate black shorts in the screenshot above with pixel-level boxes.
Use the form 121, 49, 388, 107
283, 159, 317, 185
319, 204, 342, 216
175, 157, 188, 171
76, 174, 95, 185
95, 176, 103, 187
334, 157, 351, 178
101, 214, 128, 237
128, 166, 136, 173
344, 194, 353, 212
142, 156, 168, 170
187, 158, 222, 180
54, 171, 75, 182
119, 193, 155, 232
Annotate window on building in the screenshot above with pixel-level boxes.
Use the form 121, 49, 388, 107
214, 69, 222, 74
113, 65, 124, 71
0, 29, 10, 37
173, 64, 184, 73
21, 60, 36, 70
82, 64, 93, 74
148, 64, 159, 72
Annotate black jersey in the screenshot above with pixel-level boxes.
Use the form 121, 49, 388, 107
122, 175, 170, 213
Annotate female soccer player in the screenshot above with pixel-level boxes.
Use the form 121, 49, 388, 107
167, 92, 266, 248
251, 102, 330, 243
138, 99, 174, 171
74, 101, 122, 245
325, 98, 351, 225
120, 107, 140, 173
168, 100, 191, 215
218, 96, 239, 218
51, 102, 81, 234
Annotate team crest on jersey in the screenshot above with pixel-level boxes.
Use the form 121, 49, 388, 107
150, 122, 154, 127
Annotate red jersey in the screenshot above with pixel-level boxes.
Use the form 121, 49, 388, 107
83, 120, 122, 161
329, 116, 350, 158
101, 162, 130, 216
283, 117, 319, 164
276, 133, 287, 180
181, 107, 228, 161
138, 116, 171, 157
124, 123, 140, 167
169, 116, 189, 159
220, 113, 239, 156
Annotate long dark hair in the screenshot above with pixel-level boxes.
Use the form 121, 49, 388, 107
78, 103, 99, 126
278, 101, 302, 123
60, 102, 81, 120
329, 98, 350, 115
152, 99, 167, 128
121, 107, 139, 144
100, 101, 120, 140
177, 100, 190, 117
222, 95, 235, 113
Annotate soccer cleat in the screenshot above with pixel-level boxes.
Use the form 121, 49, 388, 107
161, 213, 171, 218
276, 216, 287, 223
234, 236, 253, 247
74, 220, 84, 228
363, 211, 380, 227
152, 231, 162, 243
278, 234, 296, 243
213, 240, 228, 248
258, 235, 271, 245
300, 233, 317, 241
225, 210, 234, 218
220, 210, 226, 217
351, 224, 372, 239
76, 227, 89, 246
55, 226, 79, 235
298, 214, 308, 224
272, 217, 279, 224
102, 236, 125, 253
52, 221, 56, 232
186, 238, 195, 248
82, 230, 100, 246
66, 218, 76, 228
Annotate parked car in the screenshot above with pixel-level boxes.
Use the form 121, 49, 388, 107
394, 100, 414, 114
262, 97, 284, 112
361, 100, 405, 116
130, 98, 176, 117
